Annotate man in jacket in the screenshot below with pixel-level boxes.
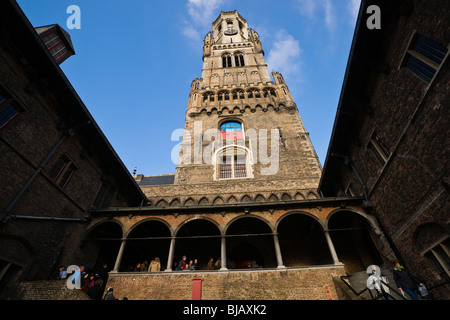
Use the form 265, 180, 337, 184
393, 261, 423, 300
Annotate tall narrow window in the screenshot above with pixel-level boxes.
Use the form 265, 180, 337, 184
51, 155, 77, 189
220, 121, 243, 140
234, 53, 245, 67
222, 54, 232, 68
368, 133, 390, 166
220, 156, 233, 179
0, 92, 20, 130
234, 154, 247, 178
404, 34, 448, 83
423, 237, 450, 282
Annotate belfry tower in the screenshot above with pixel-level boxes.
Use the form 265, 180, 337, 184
174, 10, 322, 191
90, 10, 387, 299
78, 7, 397, 301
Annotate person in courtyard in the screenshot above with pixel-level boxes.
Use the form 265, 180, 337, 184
148, 257, 161, 272
393, 261, 423, 300
103, 287, 116, 300
207, 257, 214, 270
178, 255, 188, 270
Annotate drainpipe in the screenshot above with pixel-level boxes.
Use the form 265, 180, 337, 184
1, 121, 90, 224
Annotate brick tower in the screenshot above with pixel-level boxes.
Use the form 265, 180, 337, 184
88, 9, 388, 299
173, 10, 322, 196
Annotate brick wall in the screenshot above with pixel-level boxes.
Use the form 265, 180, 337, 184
104, 266, 347, 300
14, 279, 90, 300
319, 0, 450, 300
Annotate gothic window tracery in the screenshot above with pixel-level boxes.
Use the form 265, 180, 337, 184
222, 53, 232, 68
234, 52, 245, 67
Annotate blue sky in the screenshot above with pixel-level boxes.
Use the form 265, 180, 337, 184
17, 0, 361, 176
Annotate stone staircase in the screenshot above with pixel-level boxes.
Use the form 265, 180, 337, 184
342, 266, 407, 300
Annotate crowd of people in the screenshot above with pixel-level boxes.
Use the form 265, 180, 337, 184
125, 257, 162, 272
53, 263, 111, 300
128, 256, 263, 272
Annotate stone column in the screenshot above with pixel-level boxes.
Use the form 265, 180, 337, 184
273, 233, 286, 268
220, 234, 228, 270
324, 230, 340, 265
165, 237, 176, 272
112, 239, 126, 272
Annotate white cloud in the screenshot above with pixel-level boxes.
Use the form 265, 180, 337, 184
297, 0, 317, 18
266, 31, 302, 79
324, 0, 336, 30
182, 0, 225, 43
297, 0, 336, 31
186, 0, 225, 24
182, 23, 202, 43
297, 0, 361, 30
347, 0, 361, 24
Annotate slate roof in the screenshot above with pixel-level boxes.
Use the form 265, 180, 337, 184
137, 174, 175, 186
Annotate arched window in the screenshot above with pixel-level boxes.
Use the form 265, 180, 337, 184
220, 121, 243, 140
203, 91, 214, 102
217, 147, 251, 179
232, 90, 244, 100
222, 53, 232, 68
234, 53, 245, 67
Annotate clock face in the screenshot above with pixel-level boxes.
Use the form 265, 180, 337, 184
224, 29, 238, 36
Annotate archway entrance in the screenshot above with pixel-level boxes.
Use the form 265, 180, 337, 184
122, 220, 171, 272
174, 218, 221, 270
328, 211, 382, 274
226, 216, 276, 269
0, 237, 33, 299
278, 213, 333, 267
84, 221, 122, 273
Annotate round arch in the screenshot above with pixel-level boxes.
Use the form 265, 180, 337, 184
276, 212, 333, 267
173, 217, 222, 270
84, 220, 124, 274
327, 210, 383, 274
121, 219, 172, 272
325, 208, 380, 234
275, 210, 325, 231
413, 222, 448, 253
0, 236, 34, 298
225, 215, 276, 269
